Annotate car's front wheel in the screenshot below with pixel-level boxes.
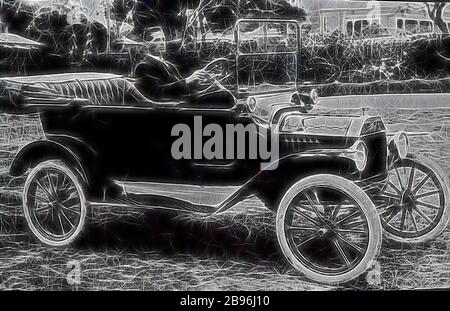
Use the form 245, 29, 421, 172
276, 174, 382, 284
23, 160, 86, 247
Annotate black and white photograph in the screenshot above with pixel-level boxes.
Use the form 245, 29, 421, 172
0, 0, 449, 295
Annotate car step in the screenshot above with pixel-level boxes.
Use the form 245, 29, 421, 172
93, 193, 218, 215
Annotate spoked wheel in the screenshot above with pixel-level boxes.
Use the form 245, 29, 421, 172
377, 154, 450, 243
23, 160, 86, 247
276, 174, 382, 284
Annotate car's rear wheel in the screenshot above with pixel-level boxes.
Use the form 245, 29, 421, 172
23, 160, 86, 247
276, 174, 382, 284
377, 154, 450, 243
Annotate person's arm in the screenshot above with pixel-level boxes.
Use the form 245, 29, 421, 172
159, 78, 191, 99
135, 61, 193, 100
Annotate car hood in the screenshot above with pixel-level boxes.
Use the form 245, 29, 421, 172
243, 92, 386, 137
274, 111, 386, 138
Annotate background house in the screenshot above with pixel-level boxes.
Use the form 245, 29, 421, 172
298, 0, 450, 36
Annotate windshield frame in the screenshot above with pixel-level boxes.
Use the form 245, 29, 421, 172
233, 18, 301, 96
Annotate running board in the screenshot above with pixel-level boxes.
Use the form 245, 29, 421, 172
89, 181, 252, 215
115, 181, 242, 206
90, 193, 217, 214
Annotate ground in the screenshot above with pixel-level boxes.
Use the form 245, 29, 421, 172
0, 97, 449, 290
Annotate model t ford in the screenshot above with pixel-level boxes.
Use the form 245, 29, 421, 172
0, 19, 448, 285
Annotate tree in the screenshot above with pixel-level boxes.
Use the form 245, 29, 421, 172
111, 0, 136, 33
185, 0, 307, 40
133, 0, 160, 35
424, 1, 448, 34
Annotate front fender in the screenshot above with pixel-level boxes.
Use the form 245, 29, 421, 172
213, 151, 360, 214
9, 135, 95, 184
255, 150, 359, 184
246, 151, 360, 211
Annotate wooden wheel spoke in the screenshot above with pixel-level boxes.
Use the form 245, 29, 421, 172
335, 210, 359, 226
292, 206, 322, 228
409, 209, 419, 232
62, 196, 80, 209
295, 231, 321, 248
35, 204, 53, 214
330, 204, 342, 221
335, 234, 364, 254
406, 165, 415, 191
56, 202, 80, 216
388, 181, 402, 196
415, 200, 440, 211
55, 170, 61, 190
58, 174, 69, 189
336, 228, 366, 234
294, 202, 316, 214
57, 212, 66, 235
399, 208, 407, 231
340, 219, 365, 230
394, 166, 405, 191
59, 209, 75, 229
30, 192, 50, 203
45, 171, 57, 196
60, 175, 76, 190
304, 191, 325, 221
41, 208, 52, 223
413, 206, 433, 224
332, 239, 351, 267
58, 183, 76, 194
412, 173, 431, 194
286, 225, 317, 232
384, 207, 401, 224
415, 190, 440, 199
35, 180, 53, 201
50, 206, 55, 223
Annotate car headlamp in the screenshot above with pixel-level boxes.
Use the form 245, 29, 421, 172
309, 89, 318, 105
346, 140, 368, 172
247, 96, 257, 112
389, 132, 409, 160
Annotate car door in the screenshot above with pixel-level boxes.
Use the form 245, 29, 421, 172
59, 104, 259, 187
154, 106, 261, 186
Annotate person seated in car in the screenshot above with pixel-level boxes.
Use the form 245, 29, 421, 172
134, 53, 209, 100
133, 28, 234, 107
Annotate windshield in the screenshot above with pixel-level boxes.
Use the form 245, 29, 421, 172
236, 20, 299, 94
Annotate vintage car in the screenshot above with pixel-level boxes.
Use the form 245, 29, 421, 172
0, 19, 449, 285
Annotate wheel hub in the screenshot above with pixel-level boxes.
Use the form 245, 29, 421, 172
400, 190, 415, 210
318, 220, 338, 238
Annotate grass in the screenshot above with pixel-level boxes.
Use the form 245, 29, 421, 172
0, 108, 449, 290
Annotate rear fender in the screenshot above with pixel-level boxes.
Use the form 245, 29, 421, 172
9, 136, 95, 184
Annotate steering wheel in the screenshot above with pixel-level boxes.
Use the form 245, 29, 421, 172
203, 57, 229, 71
198, 58, 231, 91
203, 58, 231, 81
192, 58, 235, 102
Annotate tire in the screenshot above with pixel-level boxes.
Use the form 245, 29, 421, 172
23, 160, 87, 247
276, 174, 382, 285
377, 154, 450, 244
